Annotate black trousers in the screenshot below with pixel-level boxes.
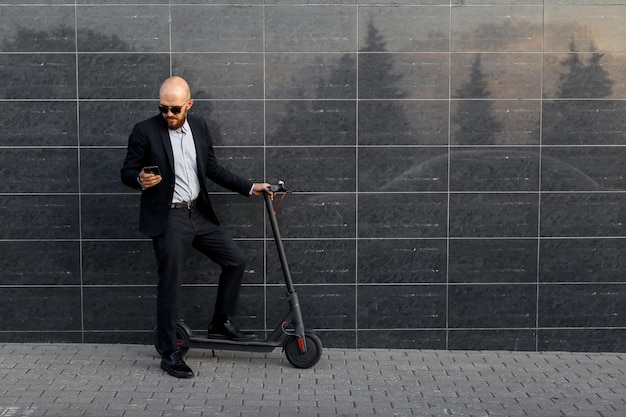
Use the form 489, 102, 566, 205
152, 207, 246, 353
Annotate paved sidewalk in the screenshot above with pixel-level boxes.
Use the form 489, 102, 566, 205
0, 343, 623, 417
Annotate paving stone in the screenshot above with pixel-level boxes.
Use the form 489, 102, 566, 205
0, 344, 624, 417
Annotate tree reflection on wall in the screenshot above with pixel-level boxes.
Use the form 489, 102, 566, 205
358, 19, 411, 145
545, 40, 623, 145
558, 41, 613, 99
452, 54, 501, 145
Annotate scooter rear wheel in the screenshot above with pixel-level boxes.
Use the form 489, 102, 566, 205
284, 331, 323, 369
154, 322, 191, 356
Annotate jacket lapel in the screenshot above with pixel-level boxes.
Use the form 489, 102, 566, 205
158, 121, 175, 173
188, 117, 207, 182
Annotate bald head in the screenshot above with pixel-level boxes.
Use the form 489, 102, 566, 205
160, 76, 191, 103
159, 76, 194, 130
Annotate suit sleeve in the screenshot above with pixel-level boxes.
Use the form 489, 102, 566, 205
120, 122, 148, 190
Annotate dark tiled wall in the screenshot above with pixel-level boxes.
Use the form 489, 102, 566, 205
1, 1, 624, 353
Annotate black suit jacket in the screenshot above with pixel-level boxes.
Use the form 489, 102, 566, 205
121, 114, 253, 237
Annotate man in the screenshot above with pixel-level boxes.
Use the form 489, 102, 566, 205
121, 76, 273, 378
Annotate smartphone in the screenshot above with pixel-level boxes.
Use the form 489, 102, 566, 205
143, 166, 161, 175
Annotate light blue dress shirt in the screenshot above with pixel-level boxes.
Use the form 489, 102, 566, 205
169, 120, 201, 204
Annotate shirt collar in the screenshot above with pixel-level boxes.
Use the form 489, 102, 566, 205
170, 119, 190, 135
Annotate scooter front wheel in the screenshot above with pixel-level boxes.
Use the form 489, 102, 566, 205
284, 331, 323, 369
154, 321, 191, 356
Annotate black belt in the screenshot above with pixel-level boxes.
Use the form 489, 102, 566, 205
170, 200, 196, 209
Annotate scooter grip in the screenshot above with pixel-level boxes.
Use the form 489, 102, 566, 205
269, 181, 287, 193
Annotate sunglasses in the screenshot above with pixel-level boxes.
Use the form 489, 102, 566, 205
158, 103, 187, 115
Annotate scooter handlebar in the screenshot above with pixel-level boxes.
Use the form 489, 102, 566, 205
269, 180, 287, 193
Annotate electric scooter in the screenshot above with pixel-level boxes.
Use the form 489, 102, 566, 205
154, 181, 323, 369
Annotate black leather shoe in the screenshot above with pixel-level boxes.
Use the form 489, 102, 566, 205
207, 320, 257, 341
160, 351, 193, 378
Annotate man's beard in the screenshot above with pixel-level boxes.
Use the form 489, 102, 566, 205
166, 116, 184, 130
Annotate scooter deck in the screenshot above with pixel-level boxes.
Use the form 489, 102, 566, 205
186, 336, 283, 353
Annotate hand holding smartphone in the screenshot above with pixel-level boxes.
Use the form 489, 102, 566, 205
140, 166, 162, 189
143, 166, 161, 176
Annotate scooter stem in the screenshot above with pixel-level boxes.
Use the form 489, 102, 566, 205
264, 189, 296, 295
